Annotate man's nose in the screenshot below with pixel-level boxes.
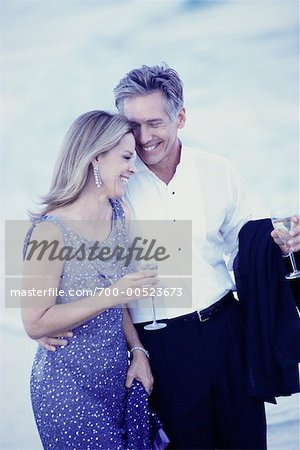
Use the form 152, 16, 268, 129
138, 125, 152, 144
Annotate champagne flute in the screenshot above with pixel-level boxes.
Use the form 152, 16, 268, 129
139, 262, 167, 330
271, 207, 300, 279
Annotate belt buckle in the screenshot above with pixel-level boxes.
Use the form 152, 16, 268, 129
197, 310, 209, 323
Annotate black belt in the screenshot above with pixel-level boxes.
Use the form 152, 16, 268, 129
145, 291, 235, 328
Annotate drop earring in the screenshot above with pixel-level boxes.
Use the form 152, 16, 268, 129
93, 164, 102, 188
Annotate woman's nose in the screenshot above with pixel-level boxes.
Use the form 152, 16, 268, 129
129, 161, 137, 174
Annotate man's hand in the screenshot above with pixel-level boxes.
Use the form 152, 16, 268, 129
271, 215, 300, 255
37, 331, 73, 351
125, 351, 154, 395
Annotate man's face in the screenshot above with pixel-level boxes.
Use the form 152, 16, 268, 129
122, 91, 185, 168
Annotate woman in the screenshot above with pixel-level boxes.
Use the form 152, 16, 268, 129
21, 111, 161, 449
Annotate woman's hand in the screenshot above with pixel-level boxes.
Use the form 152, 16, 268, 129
125, 350, 154, 395
123, 307, 154, 394
112, 269, 159, 304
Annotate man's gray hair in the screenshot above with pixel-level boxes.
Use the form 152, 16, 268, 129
114, 63, 184, 120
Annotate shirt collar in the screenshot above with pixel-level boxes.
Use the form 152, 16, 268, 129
134, 154, 150, 172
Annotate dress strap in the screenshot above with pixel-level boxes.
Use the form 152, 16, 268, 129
23, 216, 47, 260
22, 215, 68, 260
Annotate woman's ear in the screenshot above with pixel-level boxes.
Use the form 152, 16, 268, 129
91, 157, 98, 168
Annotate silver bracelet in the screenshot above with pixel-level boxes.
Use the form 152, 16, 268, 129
129, 346, 149, 359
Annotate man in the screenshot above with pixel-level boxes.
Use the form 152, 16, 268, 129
41, 64, 300, 449
113, 63, 300, 449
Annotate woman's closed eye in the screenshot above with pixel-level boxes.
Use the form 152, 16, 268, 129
123, 152, 136, 161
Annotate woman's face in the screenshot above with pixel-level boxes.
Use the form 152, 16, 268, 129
95, 132, 137, 198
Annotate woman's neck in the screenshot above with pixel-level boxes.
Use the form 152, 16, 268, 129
48, 187, 112, 222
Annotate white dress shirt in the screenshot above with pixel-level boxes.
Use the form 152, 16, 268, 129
125, 146, 251, 323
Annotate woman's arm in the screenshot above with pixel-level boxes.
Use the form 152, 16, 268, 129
123, 307, 154, 394
21, 221, 158, 339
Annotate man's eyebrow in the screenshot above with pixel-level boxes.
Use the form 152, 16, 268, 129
147, 119, 163, 123
130, 118, 163, 125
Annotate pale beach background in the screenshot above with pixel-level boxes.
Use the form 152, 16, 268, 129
1, 0, 299, 449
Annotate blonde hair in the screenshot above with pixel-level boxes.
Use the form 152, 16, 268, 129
30, 111, 132, 219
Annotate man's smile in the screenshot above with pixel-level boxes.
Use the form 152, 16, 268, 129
140, 142, 161, 152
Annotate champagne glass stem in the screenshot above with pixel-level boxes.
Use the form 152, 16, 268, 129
289, 252, 298, 272
150, 297, 158, 324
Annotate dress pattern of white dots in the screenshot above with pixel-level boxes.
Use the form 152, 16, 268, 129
24, 199, 135, 449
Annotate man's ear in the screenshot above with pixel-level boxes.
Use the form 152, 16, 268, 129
177, 107, 186, 129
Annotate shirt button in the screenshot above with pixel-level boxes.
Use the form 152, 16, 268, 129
172, 191, 175, 195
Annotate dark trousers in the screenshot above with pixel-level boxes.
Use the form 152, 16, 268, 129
135, 297, 266, 450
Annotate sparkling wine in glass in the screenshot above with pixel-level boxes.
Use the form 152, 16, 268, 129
139, 262, 167, 330
271, 208, 300, 279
